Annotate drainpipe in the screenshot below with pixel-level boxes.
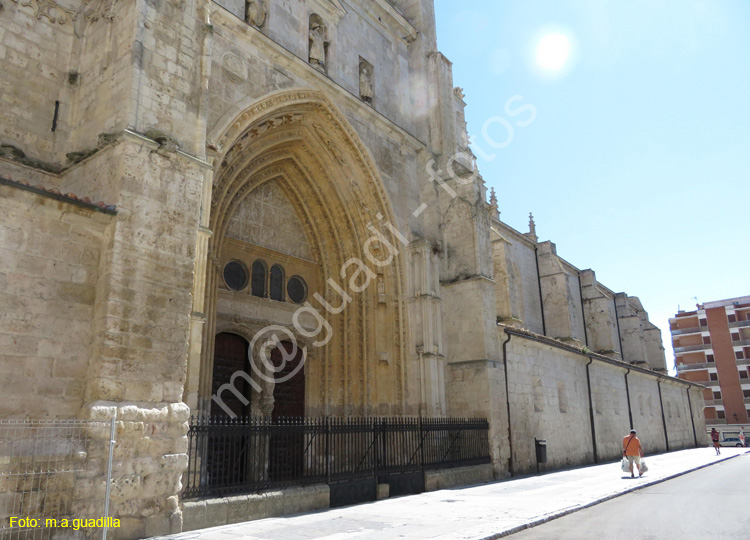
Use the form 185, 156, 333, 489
625, 368, 633, 429
502, 331, 514, 476
534, 247, 546, 335
657, 380, 670, 452
578, 273, 589, 347
614, 297, 624, 362
687, 387, 698, 448
585, 357, 598, 463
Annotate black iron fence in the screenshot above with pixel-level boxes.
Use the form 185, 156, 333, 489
183, 416, 490, 501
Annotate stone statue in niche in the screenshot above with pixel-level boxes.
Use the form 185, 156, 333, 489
308, 16, 327, 70
246, 0, 266, 27
359, 61, 373, 105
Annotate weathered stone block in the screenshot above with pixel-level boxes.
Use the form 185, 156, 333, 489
204, 497, 229, 528
169, 402, 191, 422
114, 517, 145, 540
264, 490, 286, 518
181, 500, 206, 532
247, 493, 268, 520
144, 515, 171, 537
225, 495, 249, 524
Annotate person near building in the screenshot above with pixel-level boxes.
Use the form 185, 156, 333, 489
710, 428, 721, 454
740, 431, 746, 447
622, 429, 644, 478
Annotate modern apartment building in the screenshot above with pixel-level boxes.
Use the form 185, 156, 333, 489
671, 296, 750, 426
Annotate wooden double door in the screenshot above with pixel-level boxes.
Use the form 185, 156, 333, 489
210, 333, 306, 485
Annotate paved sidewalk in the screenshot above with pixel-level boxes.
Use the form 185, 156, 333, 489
160, 447, 747, 540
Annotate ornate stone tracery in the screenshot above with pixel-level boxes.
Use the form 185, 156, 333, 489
12, 0, 76, 25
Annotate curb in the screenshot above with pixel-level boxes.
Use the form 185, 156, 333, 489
479, 451, 747, 540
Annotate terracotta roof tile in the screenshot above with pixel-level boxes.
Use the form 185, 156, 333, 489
0, 173, 116, 214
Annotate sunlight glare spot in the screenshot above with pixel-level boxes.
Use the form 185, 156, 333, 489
536, 32, 572, 72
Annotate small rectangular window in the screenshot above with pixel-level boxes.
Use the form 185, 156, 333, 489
703, 335, 712, 345
731, 333, 740, 341
740, 370, 749, 379
713, 391, 722, 400
737, 351, 745, 360
718, 410, 726, 419
710, 372, 719, 381
744, 390, 750, 398
728, 314, 737, 323
707, 354, 715, 363
700, 319, 708, 327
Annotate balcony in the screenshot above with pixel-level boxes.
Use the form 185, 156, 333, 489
676, 361, 712, 371
736, 358, 750, 367
673, 343, 711, 354
703, 399, 722, 406
729, 320, 750, 329
731, 339, 750, 347
706, 418, 728, 426
671, 326, 702, 336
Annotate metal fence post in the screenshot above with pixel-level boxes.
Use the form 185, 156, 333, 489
102, 412, 117, 540
325, 417, 331, 484
419, 416, 425, 471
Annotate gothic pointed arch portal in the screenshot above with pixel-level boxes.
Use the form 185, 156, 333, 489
197, 90, 409, 417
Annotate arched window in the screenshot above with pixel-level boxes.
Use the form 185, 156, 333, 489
270, 264, 285, 301
251, 260, 267, 298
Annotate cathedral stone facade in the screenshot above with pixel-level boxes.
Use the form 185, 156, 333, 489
0, 0, 706, 537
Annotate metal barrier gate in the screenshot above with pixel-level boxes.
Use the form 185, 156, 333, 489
183, 416, 490, 505
0, 418, 116, 540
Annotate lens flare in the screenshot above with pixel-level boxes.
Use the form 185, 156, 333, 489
536, 32, 572, 72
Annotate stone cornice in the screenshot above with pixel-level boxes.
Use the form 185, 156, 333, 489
366, 0, 417, 37
490, 216, 537, 249
501, 325, 704, 389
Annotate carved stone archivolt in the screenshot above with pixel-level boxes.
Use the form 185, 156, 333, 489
195, 91, 408, 416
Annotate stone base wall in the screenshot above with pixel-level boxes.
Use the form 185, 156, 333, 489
424, 464, 494, 492
181, 485, 330, 532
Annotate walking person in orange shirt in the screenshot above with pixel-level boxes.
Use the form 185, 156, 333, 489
622, 429, 644, 478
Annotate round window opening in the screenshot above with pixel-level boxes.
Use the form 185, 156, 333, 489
223, 261, 249, 291
287, 276, 307, 304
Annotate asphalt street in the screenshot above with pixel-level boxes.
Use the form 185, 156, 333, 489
508, 452, 750, 540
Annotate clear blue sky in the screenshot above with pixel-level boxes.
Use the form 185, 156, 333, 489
434, 0, 750, 373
